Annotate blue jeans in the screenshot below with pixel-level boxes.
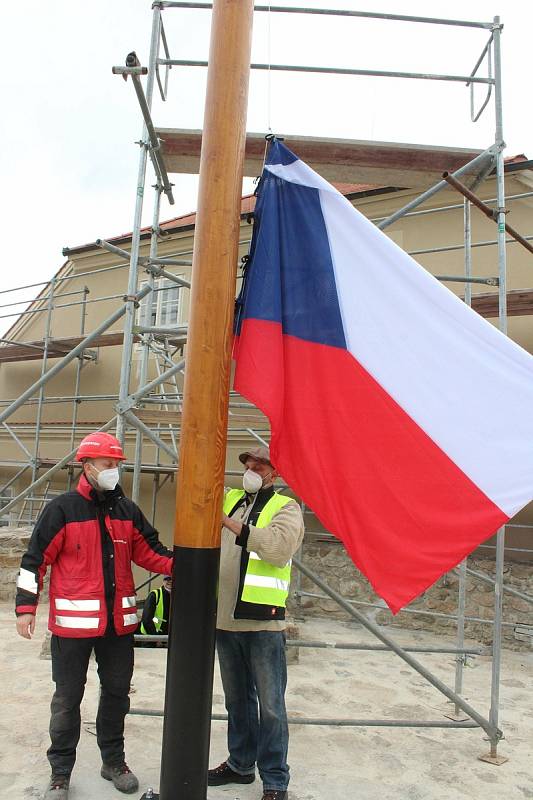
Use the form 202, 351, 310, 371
216, 629, 289, 791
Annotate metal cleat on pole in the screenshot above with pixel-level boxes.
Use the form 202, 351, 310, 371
139, 789, 158, 800
112, 53, 175, 205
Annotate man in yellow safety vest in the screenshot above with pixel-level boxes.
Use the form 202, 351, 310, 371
138, 575, 172, 644
208, 446, 304, 800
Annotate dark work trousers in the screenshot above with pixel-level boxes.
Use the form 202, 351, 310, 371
48, 628, 134, 776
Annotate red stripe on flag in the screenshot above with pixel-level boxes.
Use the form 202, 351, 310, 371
234, 318, 507, 612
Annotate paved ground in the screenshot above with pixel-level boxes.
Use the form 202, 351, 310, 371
2, 604, 532, 799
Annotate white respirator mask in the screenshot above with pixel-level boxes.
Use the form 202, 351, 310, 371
242, 469, 263, 494
93, 467, 120, 492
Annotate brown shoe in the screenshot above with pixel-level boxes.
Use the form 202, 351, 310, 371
207, 761, 255, 786
101, 762, 139, 794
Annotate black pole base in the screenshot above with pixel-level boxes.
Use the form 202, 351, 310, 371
159, 545, 220, 800
139, 793, 159, 800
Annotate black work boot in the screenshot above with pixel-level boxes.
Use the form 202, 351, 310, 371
101, 762, 139, 794
262, 791, 288, 800
207, 761, 255, 786
43, 774, 70, 800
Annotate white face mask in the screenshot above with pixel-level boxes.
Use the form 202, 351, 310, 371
242, 469, 263, 494
91, 466, 120, 492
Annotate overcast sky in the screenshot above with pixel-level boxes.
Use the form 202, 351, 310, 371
1, 0, 531, 330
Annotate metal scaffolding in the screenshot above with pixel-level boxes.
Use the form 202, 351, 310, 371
2, 0, 532, 766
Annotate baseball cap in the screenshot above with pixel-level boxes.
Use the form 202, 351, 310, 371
238, 446, 273, 467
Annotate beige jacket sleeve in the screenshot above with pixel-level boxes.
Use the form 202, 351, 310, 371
246, 500, 305, 567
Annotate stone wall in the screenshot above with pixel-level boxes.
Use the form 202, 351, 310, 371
0, 527, 32, 602
289, 541, 533, 651
3, 528, 532, 651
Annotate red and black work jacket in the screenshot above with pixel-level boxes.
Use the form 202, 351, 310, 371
15, 474, 173, 638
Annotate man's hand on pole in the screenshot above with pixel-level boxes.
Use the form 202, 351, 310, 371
222, 513, 243, 537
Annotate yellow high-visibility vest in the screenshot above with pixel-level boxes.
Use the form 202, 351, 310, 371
223, 489, 294, 608
140, 587, 166, 634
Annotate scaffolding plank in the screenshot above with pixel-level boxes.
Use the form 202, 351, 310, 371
133, 408, 267, 427
471, 289, 533, 318
0, 332, 140, 363
134, 409, 182, 425
155, 129, 484, 187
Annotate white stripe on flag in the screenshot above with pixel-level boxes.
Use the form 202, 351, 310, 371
266, 160, 335, 195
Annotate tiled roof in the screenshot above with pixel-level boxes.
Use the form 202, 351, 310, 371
68, 155, 529, 255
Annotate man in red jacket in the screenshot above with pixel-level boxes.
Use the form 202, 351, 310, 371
15, 432, 173, 800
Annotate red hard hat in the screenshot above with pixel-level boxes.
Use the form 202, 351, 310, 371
75, 432, 126, 462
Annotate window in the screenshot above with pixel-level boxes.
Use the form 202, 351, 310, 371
138, 278, 181, 328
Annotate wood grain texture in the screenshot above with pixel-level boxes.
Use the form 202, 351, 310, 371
172, 0, 254, 549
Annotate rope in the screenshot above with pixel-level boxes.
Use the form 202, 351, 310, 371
266, 1, 272, 135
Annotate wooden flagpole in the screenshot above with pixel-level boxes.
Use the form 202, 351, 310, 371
158, 1, 254, 798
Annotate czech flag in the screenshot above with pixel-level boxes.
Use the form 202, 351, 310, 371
233, 139, 533, 613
